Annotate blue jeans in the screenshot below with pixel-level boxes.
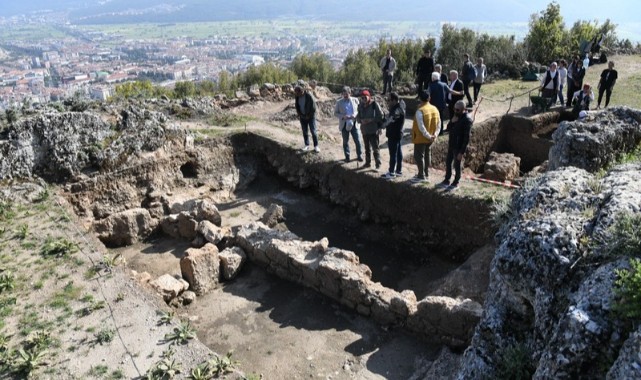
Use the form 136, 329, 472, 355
387, 137, 402, 174
300, 118, 318, 147
341, 126, 363, 159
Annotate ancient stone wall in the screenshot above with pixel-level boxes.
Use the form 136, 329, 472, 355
227, 133, 495, 262
235, 222, 482, 348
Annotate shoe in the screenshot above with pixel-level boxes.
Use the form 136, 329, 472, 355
364, 162, 371, 168
357, 157, 364, 162
375, 163, 381, 169
381, 172, 396, 179
301, 145, 310, 152
395, 171, 402, 177
314, 146, 320, 153
410, 176, 426, 183
344, 157, 350, 163
447, 182, 459, 190
438, 180, 450, 188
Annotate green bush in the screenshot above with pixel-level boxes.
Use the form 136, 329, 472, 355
604, 213, 641, 257
613, 258, 641, 320
495, 343, 535, 380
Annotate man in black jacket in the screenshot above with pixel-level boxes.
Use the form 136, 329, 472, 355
439, 100, 472, 190
294, 85, 319, 152
380, 92, 406, 179
415, 50, 434, 93
597, 61, 618, 109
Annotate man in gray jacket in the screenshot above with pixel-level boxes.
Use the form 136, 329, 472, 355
380, 49, 397, 95
356, 90, 384, 169
334, 87, 363, 162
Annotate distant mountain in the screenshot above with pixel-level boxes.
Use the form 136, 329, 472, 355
0, 0, 635, 25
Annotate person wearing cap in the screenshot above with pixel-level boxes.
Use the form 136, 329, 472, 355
356, 90, 384, 168
380, 92, 406, 179
334, 86, 363, 162
411, 90, 440, 183
571, 83, 594, 119
379, 49, 397, 95
439, 100, 472, 190
294, 84, 319, 152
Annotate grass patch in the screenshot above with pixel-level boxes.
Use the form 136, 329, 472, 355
495, 342, 535, 380
613, 258, 641, 320
40, 237, 78, 258
49, 281, 82, 309
603, 212, 641, 257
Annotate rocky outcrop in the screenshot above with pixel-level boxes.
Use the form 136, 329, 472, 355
235, 222, 482, 348
0, 105, 184, 182
93, 208, 157, 247
549, 107, 641, 172
260, 203, 285, 227
458, 108, 641, 379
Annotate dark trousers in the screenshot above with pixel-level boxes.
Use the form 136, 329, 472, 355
463, 80, 473, 105
542, 88, 557, 107
300, 118, 318, 147
382, 72, 394, 94
444, 149, 462, 184
598, 86, 613, 107
473, 82, 483, 102
387, 137, 403, 174
566, 81, 575, 107
416, 75, 429, 93
362, 133, 381, 166
413, 143, 431, 179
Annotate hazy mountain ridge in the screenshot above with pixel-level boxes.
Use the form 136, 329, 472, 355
1, 0, 633, 24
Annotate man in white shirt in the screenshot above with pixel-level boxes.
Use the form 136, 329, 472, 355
334, 86, 363, 163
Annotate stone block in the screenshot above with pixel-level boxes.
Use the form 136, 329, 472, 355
151, 274, 186, 302
483, 152, 521, 182
180, 243, 220, 295
219, 247, 247, 281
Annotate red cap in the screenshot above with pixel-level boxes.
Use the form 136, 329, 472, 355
360, 90, 370, 97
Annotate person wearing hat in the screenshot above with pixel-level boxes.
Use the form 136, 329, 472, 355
356, 90, 384, 168
334, 86, 363, 162
439, 100, 472, 190
294, 84, 319, 152
411, 90, 440, 183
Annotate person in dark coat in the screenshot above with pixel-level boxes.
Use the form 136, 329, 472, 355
380, 92, 406, 179
439, 100, 472, 190
597, 61, 618, 109
294, 85, 319, 152
447, 70, 465, 123
415, 50, 434, 93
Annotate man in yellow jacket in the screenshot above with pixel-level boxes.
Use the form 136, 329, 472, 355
411, 90, 440, 183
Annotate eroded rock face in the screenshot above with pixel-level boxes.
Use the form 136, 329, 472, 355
457, 161, 641, 379
549, 107, 641, 172
219, 246, 247, 280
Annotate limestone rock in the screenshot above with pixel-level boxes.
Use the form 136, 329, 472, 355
549, 107, 641, 172
132, 271, 152, 284
260, 203, 285, 227
180, 290, 197, 305
180, 243, 220, 295
177, 212, 198, 239
197, 220, 230, 245
218, 247, 247, 280
168, 198, 221, 226
93, 208, 157, 247
151, 274, 187, 302
483, 152, 521, 182
607, 325, 641, 379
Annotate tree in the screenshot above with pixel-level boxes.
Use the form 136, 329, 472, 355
174, 81, 196, 98
568, 19, 617, 56
290, 53, 335, 83
524, 2, 567, 64
436, 25, 476, 74
337, 48, 380, 90
367, 38, 436, 85
236, 63, 293, 88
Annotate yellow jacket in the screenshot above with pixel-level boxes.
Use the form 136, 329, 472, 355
412, 102, 440, 144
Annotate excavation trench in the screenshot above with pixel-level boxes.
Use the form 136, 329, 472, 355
63, 110, 564, 376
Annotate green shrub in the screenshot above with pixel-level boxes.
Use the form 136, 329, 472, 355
495, 343, 535, 380
613, 258, 641, 320
604, 213, 641, 257
40, 238, 78, 258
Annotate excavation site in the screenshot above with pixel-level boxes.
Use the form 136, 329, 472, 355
2, 90, 637, 379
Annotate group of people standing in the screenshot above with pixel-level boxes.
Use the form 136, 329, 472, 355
540, 55, 618, 118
